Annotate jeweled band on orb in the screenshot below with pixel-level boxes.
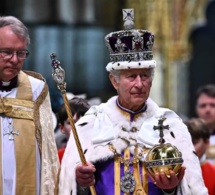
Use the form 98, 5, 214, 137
145, 157, 184, 168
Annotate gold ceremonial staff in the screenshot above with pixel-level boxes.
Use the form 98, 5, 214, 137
50, 53, 96, 195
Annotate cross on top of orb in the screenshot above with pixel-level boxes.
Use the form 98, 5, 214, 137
153, 117, 169, 144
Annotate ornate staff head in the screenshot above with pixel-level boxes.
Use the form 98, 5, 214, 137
50, 53, 66, 93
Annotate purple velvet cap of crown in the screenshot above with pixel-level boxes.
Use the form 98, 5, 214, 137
106, 30, 154, 55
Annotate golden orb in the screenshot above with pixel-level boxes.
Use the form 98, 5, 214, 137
145, 117, 184, 178
145, 143, 183, 178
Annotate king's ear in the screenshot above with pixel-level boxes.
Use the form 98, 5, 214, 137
109, 74, 118, 90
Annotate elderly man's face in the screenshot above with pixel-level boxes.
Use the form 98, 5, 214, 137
110, 68, 152, 111
0, 26, 27, 81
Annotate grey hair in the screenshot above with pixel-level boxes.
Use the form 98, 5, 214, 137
110, 68, 155, 83
0, 16, 30, 45
110, 70, 120, 83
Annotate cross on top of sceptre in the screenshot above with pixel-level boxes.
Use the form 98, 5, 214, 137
153, 117, 169, 144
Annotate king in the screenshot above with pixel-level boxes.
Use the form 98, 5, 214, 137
59, 8, 208, 195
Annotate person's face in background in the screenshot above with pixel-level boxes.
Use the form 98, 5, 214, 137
0, 26, 27, 81
192, 138, 209, 159
196, 94, 215, 130
59, 118, 71, 140
59, 113, 82, 140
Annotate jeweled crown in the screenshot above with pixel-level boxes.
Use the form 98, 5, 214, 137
105, 9, 156, 72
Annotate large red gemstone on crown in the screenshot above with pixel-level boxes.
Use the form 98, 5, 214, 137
135, 42, 142, 49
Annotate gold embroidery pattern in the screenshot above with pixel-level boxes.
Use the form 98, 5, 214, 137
0, 97, 34, 120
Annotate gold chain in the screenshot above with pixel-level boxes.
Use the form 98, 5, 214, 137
108, 143, 149, 167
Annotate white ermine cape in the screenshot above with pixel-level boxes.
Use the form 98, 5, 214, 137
59, 96, 208, 195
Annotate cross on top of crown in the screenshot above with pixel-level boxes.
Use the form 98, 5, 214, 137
123, 9, 134, 21
122, 9, 135, 30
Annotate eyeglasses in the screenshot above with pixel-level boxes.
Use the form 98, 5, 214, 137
0, 49, 30, 60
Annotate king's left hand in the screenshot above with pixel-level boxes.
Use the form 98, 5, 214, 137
152, 166, 186, 191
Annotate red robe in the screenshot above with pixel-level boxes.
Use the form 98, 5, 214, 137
58, 148, 65, 164
201, 161, 215, 195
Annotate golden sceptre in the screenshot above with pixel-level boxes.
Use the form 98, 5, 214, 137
50, 53, 96, 195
